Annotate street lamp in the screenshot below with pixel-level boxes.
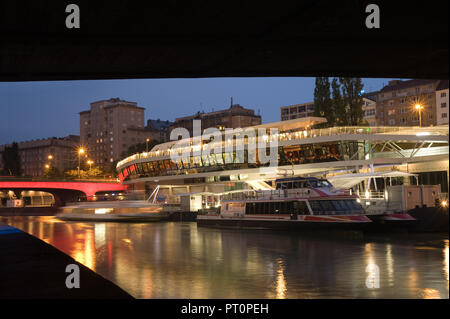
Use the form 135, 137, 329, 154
146, 138, 150, 152
87, 160, 93, 175
47, 155, 53, 171
78, 148, 85, 178
415, 104, 423, 127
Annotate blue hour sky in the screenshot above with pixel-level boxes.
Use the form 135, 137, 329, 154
0, 77, 395, 145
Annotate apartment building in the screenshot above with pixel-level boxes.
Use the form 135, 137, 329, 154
0, 135, 80, 177
171, 103, 261, 137
280, 102, 314, 121
281, 98, 376, 125
362, 96, 377, 126
147, 119, 173, 143
436, 80, 449, 125
79, 98, 157, 169
376, 79, 441, 126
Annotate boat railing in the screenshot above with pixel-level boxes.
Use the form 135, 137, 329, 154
222, 188, 315, 201
361, 191, 386, 199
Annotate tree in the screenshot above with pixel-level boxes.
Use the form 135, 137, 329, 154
339, 77, 365, 126
331, 78, 347, 126
1, 142, 22, 176
313, 77, 333, 126
42, 166, 61, 178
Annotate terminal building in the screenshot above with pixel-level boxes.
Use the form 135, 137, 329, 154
116, 117, 449, 212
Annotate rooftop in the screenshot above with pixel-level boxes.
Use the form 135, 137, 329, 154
380, 79, 439, 93
437, 80, 449, 91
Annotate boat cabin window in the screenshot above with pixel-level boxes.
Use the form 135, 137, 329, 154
276, 181, 304, 190
245, 200, 310, 215
276, 179, 332, 189
308, 199, 363, 215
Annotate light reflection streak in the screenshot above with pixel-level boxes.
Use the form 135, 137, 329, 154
94, 223, 106, 248
444, 240, 449, 283
386, 244, 394, 286
421, 288, 441, 299
276, 259, 287, 299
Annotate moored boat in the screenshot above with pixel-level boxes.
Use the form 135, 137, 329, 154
197, 177, 372, 231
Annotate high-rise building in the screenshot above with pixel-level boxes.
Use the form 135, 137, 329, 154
376, 79, 441, 126
436, 80, 449, 125
170, 103, 261, 137
79, 98, 157, 169
0, 135, 80, 177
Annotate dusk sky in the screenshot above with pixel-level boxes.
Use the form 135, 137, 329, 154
0, 77, 395, 145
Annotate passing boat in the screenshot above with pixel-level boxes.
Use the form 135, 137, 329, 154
197, 177, 372, 231
57, 186, 180, 222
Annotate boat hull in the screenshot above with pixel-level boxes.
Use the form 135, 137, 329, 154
366, 213, 417, 232
197, 215, 370, 231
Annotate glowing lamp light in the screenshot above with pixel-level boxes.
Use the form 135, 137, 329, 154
441, 200, 448, 208
365, 190, 370, 199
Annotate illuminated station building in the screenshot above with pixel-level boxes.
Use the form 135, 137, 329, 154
116, 117, 449, 212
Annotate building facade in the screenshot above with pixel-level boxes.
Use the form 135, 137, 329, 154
147, 119, 173, 143
362, 97, 377, 126
376, 79, 441, 127
436, 80, 449, 125
0, 135, 80, 177
281, 98, 376, 125
79, 98, 156, 169
281, 102, 314, 121
171, 104, 261, 137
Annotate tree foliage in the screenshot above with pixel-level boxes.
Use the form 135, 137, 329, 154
1, 142, 22, 176
313, 77, 332, 126
313, 77, 364, 127
42, 166, 61, 178
64, 166, 104, 179
339, 77, 365, 126
121, 140, 158, 158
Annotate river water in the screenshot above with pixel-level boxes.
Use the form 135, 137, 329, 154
1, 216, 448, 299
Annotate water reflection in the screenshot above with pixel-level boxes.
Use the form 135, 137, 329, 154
1, 216, 448, 299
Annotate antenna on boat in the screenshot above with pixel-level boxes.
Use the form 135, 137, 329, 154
147, 185, 160, 203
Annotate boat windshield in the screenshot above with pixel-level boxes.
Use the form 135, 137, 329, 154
308, 179, 333, 188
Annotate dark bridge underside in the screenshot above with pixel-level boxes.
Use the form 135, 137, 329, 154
0, 1, 448, 82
